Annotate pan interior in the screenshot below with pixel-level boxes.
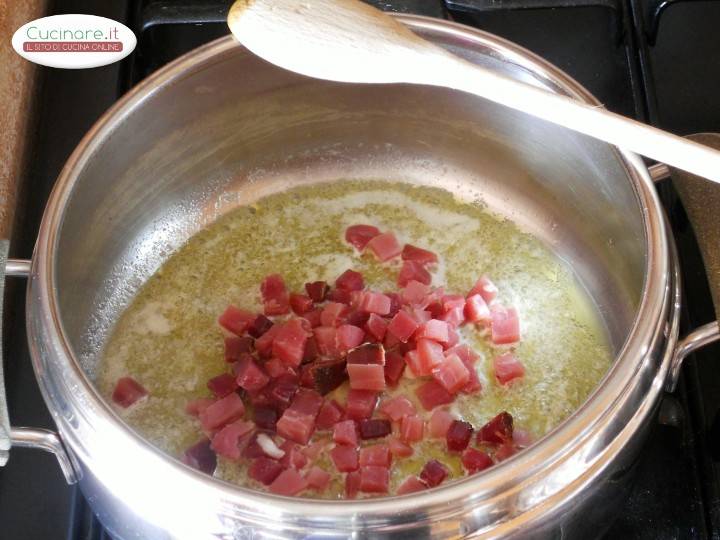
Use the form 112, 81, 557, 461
52, 38, 645, 435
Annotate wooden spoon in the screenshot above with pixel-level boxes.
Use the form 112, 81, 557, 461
227, 0, 720, 182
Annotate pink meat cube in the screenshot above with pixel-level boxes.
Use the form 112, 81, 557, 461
366, 232, 402, 261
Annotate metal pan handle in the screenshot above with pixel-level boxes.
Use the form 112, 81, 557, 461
648, 132, 720, 392
0, 251, 78, 483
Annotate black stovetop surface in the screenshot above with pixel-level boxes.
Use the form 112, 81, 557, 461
1, 1, 719, 538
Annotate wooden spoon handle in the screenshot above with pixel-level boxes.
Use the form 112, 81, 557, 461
417, 53, 720, 182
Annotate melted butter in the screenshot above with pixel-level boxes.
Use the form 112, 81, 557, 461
96, 180, 611, 498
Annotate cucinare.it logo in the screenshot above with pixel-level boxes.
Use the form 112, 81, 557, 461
12, 14, 136, 69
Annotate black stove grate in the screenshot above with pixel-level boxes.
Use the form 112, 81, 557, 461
1, 1, 718, 538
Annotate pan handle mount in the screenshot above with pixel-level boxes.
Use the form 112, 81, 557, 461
0, 255, 79, 484
667, 321, 720, 392
650, 133, 720, 392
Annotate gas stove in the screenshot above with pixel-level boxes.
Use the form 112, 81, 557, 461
1, 1, 719, 538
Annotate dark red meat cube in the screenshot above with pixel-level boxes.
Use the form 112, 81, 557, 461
315, 399, 345, 430
303, 336, 319, 363
112, 377, 148, 408
290, 293, 314, 315
182, 438, 217, 475
345, 389, 378, 420
461, 448, 493, 473
401, 244, 438, 265
415, 380, 454, 411
358, 419, 391, 440
299, 364, 315, 388
248, 314, 274, 338
249, 457, 285, 485
383, 351, 405, 387
385, 292, 401, 316
384, 330, 401, 352
224, 336, 254, 361
345, 224, 381, 251
346, 310, 371, 328
265, 373, 300, 409
335, 269, 365, 291
307, 358, 347, 395
261, 274, 290, 316
218, 305, 255, 336
328, 288, 352, 304
346, 343, 385, 365
253, 404, 278, 431
446, 420, 474, 451
359, 465, 390, 493
305, 280, 329, 302
207, 373, 239, 397
477, 412, 514, 445
398, 260, 432, 287
235, 357, 269, 392
419, 459, 449, 487
330, 444, 359, 472
426, 300, 444, 320
241, 433, 266, 459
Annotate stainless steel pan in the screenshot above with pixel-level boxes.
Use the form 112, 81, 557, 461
2, 15, 718, 539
